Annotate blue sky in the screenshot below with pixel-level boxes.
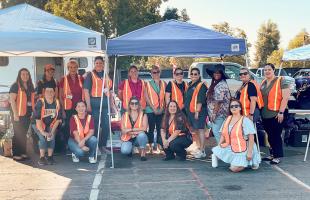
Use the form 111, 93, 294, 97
160, 0, 310, 58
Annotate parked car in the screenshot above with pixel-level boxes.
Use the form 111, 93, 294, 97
293, 69, 310, 89
0, 85, 12, 138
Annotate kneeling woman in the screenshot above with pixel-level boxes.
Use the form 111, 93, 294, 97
121, 97, 148, 161
212, 99, 261, 172
68, 101, 98, 164
34, 87, 61, 165
161, 101, 192, 161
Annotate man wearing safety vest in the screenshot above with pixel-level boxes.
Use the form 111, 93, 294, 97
9, 68, 35, 161
235, 67, 263, 122
118, 65, 146, 112
260, 63, 290, 165
84, 56, 112, 154
33, 87, 62, 165
68, 101, 97, 164
184, 68, 208, 159
165, 67, 188, 111
145, 65, 166, 153
59, 59, 84, 149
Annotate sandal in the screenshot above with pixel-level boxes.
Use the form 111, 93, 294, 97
21, 154, 29, 159
262, 155, 273, 161
13, 156, 23, 161
270, 158, 281, 165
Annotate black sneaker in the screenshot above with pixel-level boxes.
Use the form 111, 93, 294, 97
47, 156, 55, 165
162, 156, 175, 161
38, 157, 47, 166
270, 158, 281, 165
140, 156, 147, 161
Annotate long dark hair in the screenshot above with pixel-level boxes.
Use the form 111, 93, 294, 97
229, 98, 243, 115
190, 68, 202, 83
206, 70, 226, 99
16, 68, 34, 91
161, 101, 188, 130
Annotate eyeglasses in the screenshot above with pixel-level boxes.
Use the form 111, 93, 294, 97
46, 69, 55, 72
130, 101, 139, 106
230, 105, 240, 109
152, 71, 160, 74
190, 73, 199, 76
175, 72, 183, 76
239, 72, 248, 76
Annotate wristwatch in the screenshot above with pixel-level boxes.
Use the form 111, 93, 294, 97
279, 112, 284, 115
249, 113, 254, 116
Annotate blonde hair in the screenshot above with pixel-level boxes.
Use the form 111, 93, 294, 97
127, 96, 142, 115
67, 59, 79, 68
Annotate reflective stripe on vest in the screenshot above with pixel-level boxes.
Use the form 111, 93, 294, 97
91, 72, 112, 97
220, 116, 247, 153
73, 114, 92, 140
146, 80, 166, 110
261, 77, 283, 112
121, 112, 143, 141
171, 81, 187, 110
122, 80, 146, 110
64, 75, 84, 110
189, 82, 204, 113
240, 80, 264, 116
168, 121, 175, 135
37, 98, 60, 130
16, 83, 35, 116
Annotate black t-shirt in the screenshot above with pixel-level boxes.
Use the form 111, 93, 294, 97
184, 81, 207, 110
36, 79, 57, 95
165, 81, 186, 95
34, 99, 61, 131
9, 82, 34, 115
235, 81, 257, 100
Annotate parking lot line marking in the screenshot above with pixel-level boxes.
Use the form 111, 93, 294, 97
272, 164, 310, 191
89, 154, 107, 200
189, 168, 213, 200
99, 179, 197, 186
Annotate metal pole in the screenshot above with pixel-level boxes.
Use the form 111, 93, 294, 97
112, 56, 117, 93
254, 124, 261, 154
244, 40, 249, 68
304, 131, 310, 162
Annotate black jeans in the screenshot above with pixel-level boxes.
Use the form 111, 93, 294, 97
162, 136, 192, 159
262, 116, 284, 158
12, 115, 31, 156
147, 113, 163, 144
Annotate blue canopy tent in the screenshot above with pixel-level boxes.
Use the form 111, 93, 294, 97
283, 44, 310, 61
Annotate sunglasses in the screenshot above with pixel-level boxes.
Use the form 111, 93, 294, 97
152, 71, 160, 74
190, 73, 199, 76
175, 72, 183, 76
239, 72, 248, 76
130, 101, 139, 106
230, 104, 240, 109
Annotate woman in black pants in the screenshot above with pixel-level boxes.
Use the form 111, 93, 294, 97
9, 68, 35, 161
160, 101, 192, 161
260, 63, 290, 164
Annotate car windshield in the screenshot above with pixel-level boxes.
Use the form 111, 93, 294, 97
275, 69, 288, 76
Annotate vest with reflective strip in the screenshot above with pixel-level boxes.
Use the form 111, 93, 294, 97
63, 75, 84, 110
91, 71, 112, 97
240, 80, 264, 116
261, 77, 283, 112
37, 98, 60, 130
189, 82, 206, 113
121, 112, 144, 141
73, 114, 92, 140
16, 83, 35, 116
122, 80, 146, 110
221, 116, 247, 153
171, 81, 188, 110
146, 80, 166, 110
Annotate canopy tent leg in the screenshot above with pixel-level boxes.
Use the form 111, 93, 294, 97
112, 56, 117, 93
244, 40, 249, 68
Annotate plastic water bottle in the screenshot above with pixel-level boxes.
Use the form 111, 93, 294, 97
211, 154, 218, 168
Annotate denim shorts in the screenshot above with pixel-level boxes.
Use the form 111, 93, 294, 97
186, 109, 207, 130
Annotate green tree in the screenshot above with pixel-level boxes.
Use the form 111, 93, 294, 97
254, 20, 280, 67
162, 7, 190, 22
0, 0, 47, 9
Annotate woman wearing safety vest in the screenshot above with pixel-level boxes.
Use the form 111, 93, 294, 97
160, 101, 192, 161
33, 87, 61, 165
184, 68, 208, 159
165, 68, 188, 112
212, 99, 261, 172
118, 65, 147, 112
206, 64, 231, 144
84, 56, 112, 154
260, 63, 290, 165
145, 65, 166, 153
59, 60, 84, 148
235, 67, 263, 122
36, 64, 58, 99
120, 96, 148, 161
68, 101, 97, 164
9, 68, 35, 161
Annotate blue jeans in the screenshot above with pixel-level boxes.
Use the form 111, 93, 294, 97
121, 132, 148, 155
211, 116, 226, 144
32, 124, 55, 150
68, 136, 97, 158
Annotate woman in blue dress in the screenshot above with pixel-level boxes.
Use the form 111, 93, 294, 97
212, 99, 261, 172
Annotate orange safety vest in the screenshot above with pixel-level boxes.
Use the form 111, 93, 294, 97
220, 116, 247, 153
16, 83, 35, 116
63, 75, 84, 110
91, 71, 112, 97
36, 98, 60, 130
189, 82, 207, 113
73, 114, 92, 140
171, 81, 188, 110
121, 112, 144, 142
261, 77, 283, 112
239, 80, 264, 116
122, 79, 146, 110
146, 80, 166, 110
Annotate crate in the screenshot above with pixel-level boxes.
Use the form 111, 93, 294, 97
289, 130, 309, 147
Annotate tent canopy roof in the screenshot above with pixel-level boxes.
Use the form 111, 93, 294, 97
0, 3, 105, 57
283, 44, 310, 61
107, 19, 246, 57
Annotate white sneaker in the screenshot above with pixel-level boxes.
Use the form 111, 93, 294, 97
72, 153, 79, 163
194, 150, 206, 159
211, 154, 218, 168
89, 157, 97, 164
